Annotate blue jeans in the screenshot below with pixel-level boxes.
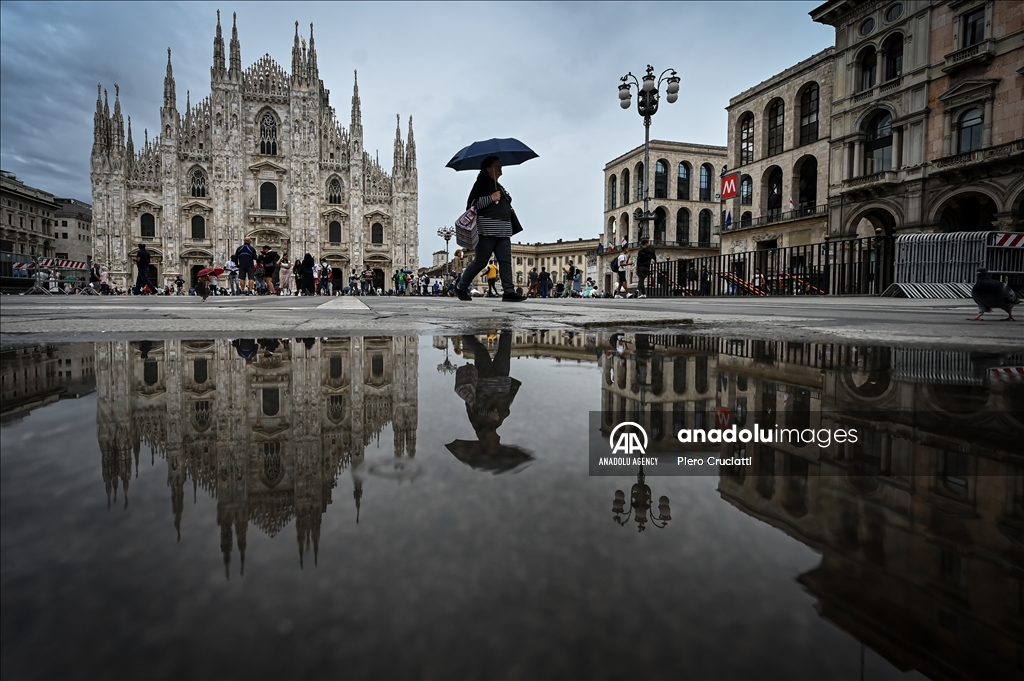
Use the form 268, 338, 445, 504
457, 235, 513, 293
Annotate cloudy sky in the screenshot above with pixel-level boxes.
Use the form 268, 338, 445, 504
0, 1, 833, 264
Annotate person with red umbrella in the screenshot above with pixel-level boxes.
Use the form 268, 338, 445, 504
195, 266, 224, 302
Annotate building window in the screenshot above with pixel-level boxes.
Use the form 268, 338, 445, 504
653, 207, 667, 242
860, 17, 875, 35
516, 257, 523, 265
194, 358, 208, 384
621, 169, 630, 205
677, 163, 690, 200
61, 220, 68, 227
191, 215, 206, 240
259, 113, 278, 155
767, 100, 784, 156
371, 222, 383, 244
865, 111, 893, 174
741, 211, 752, 227
740, 176, 753, 205
698, 210, 711, 245
676, 208, 690, 243
799, 84, 819, 145
635, 162, 644, 202
327, 178, 342, 204
739, 113, 755, 164
957, 108, 983, 153
860, 48, 877, 91
766, 167, 783, 219
190, 168, 207, 197
885, 3, 903, 22
262, 388, 280, 416
883, 34, 903, 81
260, 182, 277, 210
609, 175, 617, 210
963, 7, 985, 47
143, 361, 158, 386
699, 164, 712, 201
654, 160, 668, 199
329, 220, 342, 244
798, 157, 817, 211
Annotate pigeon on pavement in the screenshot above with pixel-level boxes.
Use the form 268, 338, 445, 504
969, 268, 1018, 321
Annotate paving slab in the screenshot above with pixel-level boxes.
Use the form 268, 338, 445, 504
1, 293, 1021, 351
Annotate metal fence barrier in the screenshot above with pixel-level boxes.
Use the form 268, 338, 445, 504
648, 236, 894, 297
882, 231, 1024, 297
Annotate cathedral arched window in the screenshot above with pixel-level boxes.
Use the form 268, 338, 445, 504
260, 182, 277, 210
327, 178, 343, 204
371, 222, 384, 244
194, 358, 208, 384
190, 168, 207, 198
140, 212, 155, 238
143, 361, 158, 386
259, 113, 278, 155
262, 388, 280, 416
191, 215, 206, 240
329, 220, 342, 244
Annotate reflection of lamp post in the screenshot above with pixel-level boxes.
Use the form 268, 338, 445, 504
612, 466, 671, 532
437, 226, 455, 286
436, 338, 457, 374
618, 65, 679, 242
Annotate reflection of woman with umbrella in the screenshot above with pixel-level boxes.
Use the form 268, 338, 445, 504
447, 140, 537, 303
195, 266, 224, 302
446, 331, 533, 474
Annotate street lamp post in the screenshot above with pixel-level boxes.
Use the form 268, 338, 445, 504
437, 226, 455, 288
618, 65, 680, 242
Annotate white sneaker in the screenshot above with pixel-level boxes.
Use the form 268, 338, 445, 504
638, 294, 647, 299
614, 294, 623, 298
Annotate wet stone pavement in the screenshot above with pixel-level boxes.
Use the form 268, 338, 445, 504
1, 331, 1023, 680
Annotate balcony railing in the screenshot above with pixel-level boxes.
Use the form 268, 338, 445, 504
934, 139, 1024, 170
852, 87, 875, 103
943, 39, 994, 73
879, 76, 901, 93
841, 171, 899, 191
721, 204, 828, 233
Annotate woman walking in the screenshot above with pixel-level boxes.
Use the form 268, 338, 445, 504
278, 257, 292, 296
300, 253, 316, 296
454, 156, 526, 302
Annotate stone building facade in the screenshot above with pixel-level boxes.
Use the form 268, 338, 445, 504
53, 198, 93, 264
601, 141, 727, 291
0, 170, 57, 258
91, 12, 418, 290
811, 0, 1023, 237
721, 48, 835, 253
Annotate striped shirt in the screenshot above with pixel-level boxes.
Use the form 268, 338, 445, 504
475, 195, 512, 237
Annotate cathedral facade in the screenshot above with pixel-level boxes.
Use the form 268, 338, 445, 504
90, 12, 418, 290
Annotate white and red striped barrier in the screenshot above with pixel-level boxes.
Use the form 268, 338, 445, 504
11, 259, 87, 270
990, 366, 1024, 382
992, 233, 1024, 248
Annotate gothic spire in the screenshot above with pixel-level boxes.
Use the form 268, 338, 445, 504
350, 70, 362, 133
291, 21, 302, 79
213, 9, 225, 73
307, 22, 318, 82
229, 12, 241, 73
406, 115, 416, 166
93, 83, 104, 147
163, 48, 176, 110
126, 115, 134, 159
393, 113, 404, 175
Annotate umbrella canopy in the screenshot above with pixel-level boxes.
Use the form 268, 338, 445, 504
197, 267, 224, 278
446, 138, 538, 172
445, 440, 534, 474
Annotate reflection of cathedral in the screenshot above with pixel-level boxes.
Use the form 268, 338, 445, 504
95, 337, 417, 574
600, 334, 1024, 679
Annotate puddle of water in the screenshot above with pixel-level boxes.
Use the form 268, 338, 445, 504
1, 333, 1022, 680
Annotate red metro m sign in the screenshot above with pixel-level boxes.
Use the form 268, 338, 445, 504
720, 173, 739, 200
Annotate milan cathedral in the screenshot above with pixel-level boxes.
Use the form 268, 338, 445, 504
90, 11, 418, 289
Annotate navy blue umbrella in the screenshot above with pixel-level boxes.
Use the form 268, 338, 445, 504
446, 138, 538, 171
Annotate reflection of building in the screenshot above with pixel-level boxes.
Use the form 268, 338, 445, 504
0, 344, 96, 423
599, 331, 1024, 679
91, 12, 418, 290
94, 337, 417, 574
